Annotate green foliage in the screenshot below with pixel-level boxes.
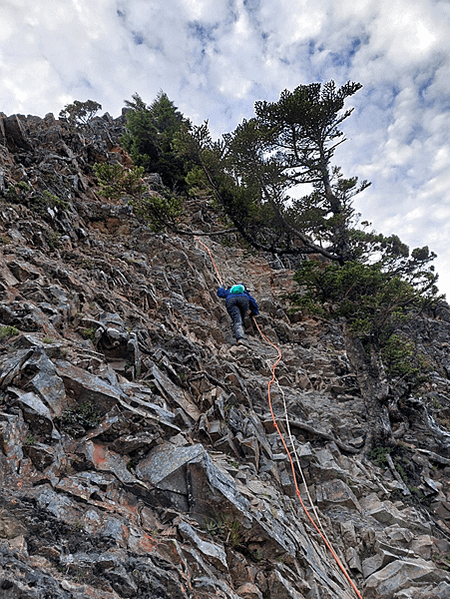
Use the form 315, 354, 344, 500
60, 402, 99, 436
5, 183, 28, 203
204, 514, 245, 548
93, 162, 145, 201
130, 189, 183, 233
45, 230, 62, 250
294, 257, 440, 339
177, 82, 372, 260
59, 100, 102, 128
93, 158, 182, 231
380, 334, 429, 384
4, 179, 69, 218
368, 446, 391, 467
121, 91, 188, 189
0, 325, 19, 340
41, 190, 69, 210
79, 327, 96, 343
293, 257, 439, 389
175, 121, 279, 250
224, 81, 369, 259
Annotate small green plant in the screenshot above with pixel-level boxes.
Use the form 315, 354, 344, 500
93, 162, 145, 202
434, 553, 450, 571
43, 337, 56, 344
45, 230, 62, 250
74, 519, 84, 531
394, 463, 408, 483
380, 334, 429, 387
368, 446, 391, 468
432, 398, 443, 410
130, 188, 183, 232
40, 190, 69, 210
5, 186, 20, 202
407, 485, 428, 504
24, 435, 35, 445
203, 514, 245, 548
0, 325, 19, 340
60, 401, 99, 435
79, 327, 96, 343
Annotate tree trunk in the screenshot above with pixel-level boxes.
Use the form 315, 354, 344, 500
344, 329, 395, 451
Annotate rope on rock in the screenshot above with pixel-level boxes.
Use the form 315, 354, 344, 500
194, 236, 364, 599
251, 317, 364, 599
194, 235, 224, 286
275, 377, 327, 533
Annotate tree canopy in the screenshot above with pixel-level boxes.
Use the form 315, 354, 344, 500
177, 81, 439, 296
59, 100, 102, 128
178, 81, 373, 261
121, 91, 189, 190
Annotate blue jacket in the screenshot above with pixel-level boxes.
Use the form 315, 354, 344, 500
217, 287, 259, 316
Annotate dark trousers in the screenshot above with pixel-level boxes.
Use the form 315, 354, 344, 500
226, 295, 249, 340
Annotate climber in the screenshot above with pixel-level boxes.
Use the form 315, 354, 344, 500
217, 283, 259, 344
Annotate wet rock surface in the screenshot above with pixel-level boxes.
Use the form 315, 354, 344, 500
0, 111, 450, 598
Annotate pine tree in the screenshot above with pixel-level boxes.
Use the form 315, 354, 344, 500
122, 91, 189, 189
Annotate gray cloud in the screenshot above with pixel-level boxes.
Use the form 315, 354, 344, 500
1, 0, 449, 295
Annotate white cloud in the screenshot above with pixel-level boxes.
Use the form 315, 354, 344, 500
0, 0, 450, 296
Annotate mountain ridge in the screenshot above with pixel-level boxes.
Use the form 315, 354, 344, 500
0, 110, 450, 598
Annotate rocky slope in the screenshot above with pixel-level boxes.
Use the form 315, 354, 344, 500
1, 110, 450, 598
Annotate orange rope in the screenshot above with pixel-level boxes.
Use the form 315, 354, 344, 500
194, 236, 224, 287
195, 236, 363, 599
252, 317, 364, 599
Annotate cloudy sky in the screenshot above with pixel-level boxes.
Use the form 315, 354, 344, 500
1, 0, 450, 295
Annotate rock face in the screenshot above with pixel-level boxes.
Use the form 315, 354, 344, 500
1, 111, 450, 598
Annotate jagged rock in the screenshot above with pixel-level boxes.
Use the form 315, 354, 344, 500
177, 520, 228, 571
136, 441, 252, 519
23, 441, 55, 470
1, 109, 450, 599
236, 582, 264, 598
395, 581, 450, 598
267, 570, 305, 599
316, 478, 361, 511
55, 359, 124, 413
149, 361, 201, 421
409, 535, 434, 560
8, 388, 54, 441
364, 557, 450, 598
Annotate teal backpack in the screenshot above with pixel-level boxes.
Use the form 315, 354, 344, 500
230, 284, 245, 294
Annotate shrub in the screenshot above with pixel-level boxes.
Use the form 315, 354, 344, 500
293, 259, 435, 390
380, 333, 429, 385
93, 163, 145, 202
130, 189, 183, 233
121, 91, 189, 190
59, 402, 99, 437
0, 326, 19, 340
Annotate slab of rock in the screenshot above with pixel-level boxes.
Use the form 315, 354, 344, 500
150, 362, 201, 422
316, 478, 361, 511
136, 442, 252, 520
24, 350, 66, 416
55, 359, 123, 413
364, 557, 450, 598
178, 520, 228, 571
